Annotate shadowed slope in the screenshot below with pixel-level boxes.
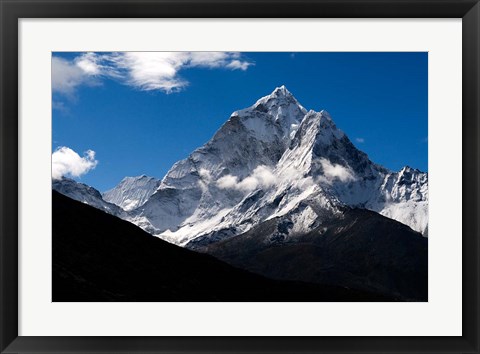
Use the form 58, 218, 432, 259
53, 191, 393, 302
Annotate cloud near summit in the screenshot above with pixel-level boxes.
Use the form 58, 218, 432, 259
52, 52, 253, 95
217, 165, 276, 193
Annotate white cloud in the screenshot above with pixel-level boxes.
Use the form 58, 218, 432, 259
52, 52, 253, 95
249, 165, 276, 187
52, 54, 106, 97
216, 165, 316, 194
237, 176, 259, 192
319, 158, 356, 183
189, 52, 246, 69
355, 137, 365, 143
217, 165, 276, 193
198, 168, 212, 180
217, 174, 239, 190
105, 52, 188, 92
226, 60, 252, 71
209, 161, 355, 193
51, 57, 89, 96
52, 146, 98, 180
197, 168, 213, 192
75, 52, 103, 75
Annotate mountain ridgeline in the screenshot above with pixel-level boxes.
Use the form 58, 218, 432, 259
53, 86, 428, 301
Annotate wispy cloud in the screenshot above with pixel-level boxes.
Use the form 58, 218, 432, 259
319, 158, 356, 183
52, 146, 98, 180
197, 168, 213, 192
217, 174, 239, 190
52, 52, 253, 96
355, 137, 365, 143
226, 59, 251, 70
52, 100, 70, 114
217, 165, 276, 193
52, 57, 97, 97
75, 52, 107, 75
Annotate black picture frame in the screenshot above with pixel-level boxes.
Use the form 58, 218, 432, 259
1, 1, 478, 353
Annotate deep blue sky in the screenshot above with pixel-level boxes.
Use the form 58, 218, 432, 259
52, 52, 428, 192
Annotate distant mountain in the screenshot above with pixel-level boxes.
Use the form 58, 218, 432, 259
103, 175, 160, 211
124, 86, 427, 245
52, 190, 393, 301
52, 177, 124, 217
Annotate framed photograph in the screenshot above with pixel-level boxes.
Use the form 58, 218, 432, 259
1, 0, 478, 353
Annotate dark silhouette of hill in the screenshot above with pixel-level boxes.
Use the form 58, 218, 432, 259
53, 191, 393, 302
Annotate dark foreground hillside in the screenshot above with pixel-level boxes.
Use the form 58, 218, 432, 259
196, 208, 428, 301
53, 191, 394, 301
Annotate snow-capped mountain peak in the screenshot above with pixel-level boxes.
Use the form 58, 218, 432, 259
58, 87, 426, 245
53, 177, 124, 217
272, 84, 289, 95
229, 86, 308, 142
254, 85, 298, 105
120, 86, 428, 246
103, 175, 161, 211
